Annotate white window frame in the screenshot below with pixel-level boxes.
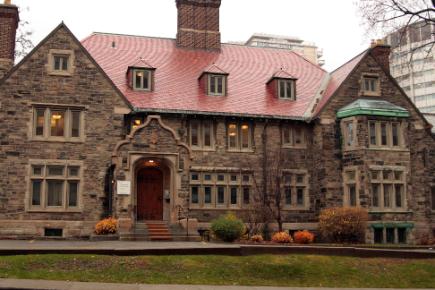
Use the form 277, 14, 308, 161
133, 69, 152, 91
31, 106, 85, 142
282, 124, 307, 148
341, 118, 357, 150
47, 49, 75, 76
369, 166, 407, 212
278, 79, 296, 100
227, 122, 252, 151
189, 120, 214, 150
360, 74, 381, 96
207, 74, 226, 96
26, 160, 83, 213
281, 169, 310, 210
368, 120, 404, 149
343, 167, 359, 206
189, 171, 252, 209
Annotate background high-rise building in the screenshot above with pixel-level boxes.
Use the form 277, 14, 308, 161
385, 21, 435, 113
245, 33, 325, 66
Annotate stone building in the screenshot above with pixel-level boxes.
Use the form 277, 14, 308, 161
0, 0, 434, 244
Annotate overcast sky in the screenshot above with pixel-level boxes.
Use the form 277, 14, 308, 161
14, 0, 372, 71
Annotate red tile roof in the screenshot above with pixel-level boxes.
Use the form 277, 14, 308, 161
82, 33, 328, 119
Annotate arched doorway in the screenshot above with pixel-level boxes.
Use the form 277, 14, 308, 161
137, 167, 164, 221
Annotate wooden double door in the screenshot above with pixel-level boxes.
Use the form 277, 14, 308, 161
137, 168, 164, 221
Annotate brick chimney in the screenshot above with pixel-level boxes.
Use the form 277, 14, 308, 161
370, 39, 391, 74
176, 0, 221, 50
0, 0, 19, 79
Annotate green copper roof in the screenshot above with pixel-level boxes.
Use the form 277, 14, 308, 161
337, 99, 410, 118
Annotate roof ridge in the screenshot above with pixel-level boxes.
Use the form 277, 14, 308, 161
330, 49, 368, 74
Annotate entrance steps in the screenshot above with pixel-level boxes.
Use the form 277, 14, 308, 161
119, 221, 200, 241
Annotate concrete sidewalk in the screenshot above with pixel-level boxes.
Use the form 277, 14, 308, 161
0, 279, 434, 290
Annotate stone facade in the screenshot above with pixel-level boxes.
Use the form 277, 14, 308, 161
0, 2, 434, 244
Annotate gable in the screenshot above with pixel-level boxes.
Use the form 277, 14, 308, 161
315, 49, 432, 132
0, 23, 131, 111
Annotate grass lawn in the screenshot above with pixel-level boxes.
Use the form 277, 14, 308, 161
0, 254, 434, 288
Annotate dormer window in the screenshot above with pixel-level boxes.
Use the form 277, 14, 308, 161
208, 74, 226, 96
361, 74, 380, 96
278, 79, 296, 100
268, 70, 297, 101
133, 69, 152, 91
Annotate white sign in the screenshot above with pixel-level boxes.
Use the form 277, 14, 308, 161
117, 181, 131, 195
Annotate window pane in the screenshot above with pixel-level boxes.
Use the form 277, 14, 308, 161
242, 175, 250, 183
372, 184, 380, 207
345, 122, 353, 146
217, 186, 225, 204
191, 186, 199, 204
230, 175, 238, 182
241, 124, 249, 148
191, 172, 199, 181
279, 80, 286, 98
203, 122, 212, 147
143, 71, 149, 89
217, 76, 223, 94
296, 174, 305, 184
346, 171, 356, 181
210, 76, 216, 94
68, 166, 79, 177
392, 123, 399, 146
50, 110, 65, 137
230, 187, 238, 205
394, 171, 403, 181
68, 181, 78, 207
371, 170, 380, 180
285, 187, 291, 205
294, 127, 303, 145
47, 180, 63, 207
383, 170, 392, 180
286, 81, 293, 99
369, 122, 377, 145
191, 122, 199, 146
374, 228, 383, 244
47, 166, 64, 176
204, 174, 212, 181
384, 185, 392, 208
61, 56, 68, 71
432, 187, 435, 211
71, 111, 81, 138
217, 174, 225, 182
243, 187, 250, 204
32, 180, 42, 206
35, 109, 45, 136
135, 71, 142, 88
386, 228, 395, 243
228, 124, 237, 148
54, 56, 61, 70
395, 184, 403, 208
204, 187, 212, 204
296, 188, 304, 205
32, 166, 43, 176
349, 184, 356, 206
381, 123, 388, 146
283, 127, 291, 145
398, 228, 407, 243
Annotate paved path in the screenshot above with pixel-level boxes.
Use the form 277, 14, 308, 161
0, 279, 434, 290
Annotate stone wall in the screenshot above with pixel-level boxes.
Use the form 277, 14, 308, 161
0, 25, 129, 238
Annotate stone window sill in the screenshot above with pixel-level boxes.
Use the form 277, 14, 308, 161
282, 145, 307, 150
27, 208, 83, 213
367, 147, 409, 152
30, 138, 84, 144
369, 210, 412, 214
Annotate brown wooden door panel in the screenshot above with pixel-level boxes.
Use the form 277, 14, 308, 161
137, 168, 163, 220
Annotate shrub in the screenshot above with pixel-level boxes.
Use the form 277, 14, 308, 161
271, 231, 293, 243
318, 207, 368, 243
250, 234, 264, 243
293, 230, 315, 244
211, 213, 245, 242
95, 217, 118, 235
